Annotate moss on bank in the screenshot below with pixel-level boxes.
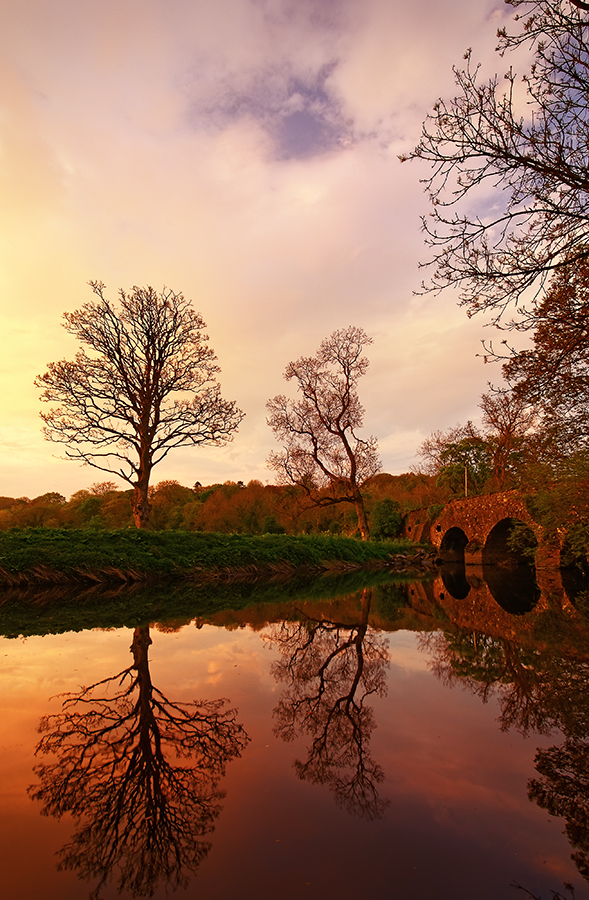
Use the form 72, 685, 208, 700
0, 527, 418, 585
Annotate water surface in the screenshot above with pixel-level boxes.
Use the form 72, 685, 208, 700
1, 574, 587, 900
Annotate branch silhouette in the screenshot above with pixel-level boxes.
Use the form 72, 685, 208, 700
28, 626, 249, 899
267, 588, 390, 819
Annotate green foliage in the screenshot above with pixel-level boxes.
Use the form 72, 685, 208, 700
506, 521, 539, 561
0, 528, 411, 580
436, 435, 492, 497
371, 499, 402, 540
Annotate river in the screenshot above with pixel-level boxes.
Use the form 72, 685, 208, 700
1, 568, 587, 900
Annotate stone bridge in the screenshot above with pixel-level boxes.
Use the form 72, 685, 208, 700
404, 490, 566, 569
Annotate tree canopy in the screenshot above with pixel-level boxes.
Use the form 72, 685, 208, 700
36, 282, 243, 528
266, 326, 381, 540
504, 257, 589, 455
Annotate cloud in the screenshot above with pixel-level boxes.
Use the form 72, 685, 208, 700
0, 0, 518, 497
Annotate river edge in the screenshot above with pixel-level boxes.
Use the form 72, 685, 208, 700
0, 527, 435, 587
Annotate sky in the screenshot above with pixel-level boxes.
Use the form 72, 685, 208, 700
0, 0, 516, 499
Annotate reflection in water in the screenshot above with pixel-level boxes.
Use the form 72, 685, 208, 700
422, 622, 589, 881
482, 563, 540, 615
267, 587, 390, 820
440, 563, 470, 600
28, 626, 249, 899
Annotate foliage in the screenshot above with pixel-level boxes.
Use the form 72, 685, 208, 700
405, 0, 589, 320
0, 473, 437, 538
36, 282, 243, 528
417, 390, 540, 496
0, 527, 413, 580
267, 326, 380, 540
370, 499, 402, 540
503, 257, 589, 458
524, 454, 589, 560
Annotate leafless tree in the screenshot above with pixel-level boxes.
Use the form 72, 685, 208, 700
404, 0, 589, 325
266, 326, 380, 540
267, 588, 390, 819
36, 282, 244, 528
28, 626, 249, 899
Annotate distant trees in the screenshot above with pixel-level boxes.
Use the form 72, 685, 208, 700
36, 282, 243, 529
405, 0, 589, 322
417, 390, 538, 496
266, 327, 381, 540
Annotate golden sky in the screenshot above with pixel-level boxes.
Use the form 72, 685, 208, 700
0, 0, 512, 498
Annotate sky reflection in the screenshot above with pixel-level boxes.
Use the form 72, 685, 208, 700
0, 595, 585, 900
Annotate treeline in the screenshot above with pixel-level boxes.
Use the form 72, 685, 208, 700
0, 473, 443, 537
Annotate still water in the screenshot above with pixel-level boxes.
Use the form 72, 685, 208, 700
1, 571, 588, 900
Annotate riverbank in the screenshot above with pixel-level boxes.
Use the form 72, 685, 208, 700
0, 528, 434, 586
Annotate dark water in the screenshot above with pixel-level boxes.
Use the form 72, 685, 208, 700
1, 568, 588, 900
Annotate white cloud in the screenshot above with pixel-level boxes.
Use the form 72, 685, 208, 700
0, 0, 523, 498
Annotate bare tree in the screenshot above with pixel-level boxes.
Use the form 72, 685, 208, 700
36, 282, 244, 528
404, 0, 589, 324
267, 588, 390, 820
479, 391, 539, 489
266, 326, 380, 540
28, 626, 249, 899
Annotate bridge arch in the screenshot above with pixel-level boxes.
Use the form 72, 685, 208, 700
439, 527, 469, 563
482, 517, 538, 566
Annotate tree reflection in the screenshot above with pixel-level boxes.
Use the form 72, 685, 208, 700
267, 588, 390, 819
28, 626, 249, 899
421, 625, 589, 880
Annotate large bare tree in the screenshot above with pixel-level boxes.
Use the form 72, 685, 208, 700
28, 626, 248, 899
404, 0, 589, 325
36, 282, 244, 528
266, 326, 380, 540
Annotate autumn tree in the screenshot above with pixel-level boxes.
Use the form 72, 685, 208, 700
266, 326, 380, 540
503, 258, 589, 456
417, 421, 491, 496
28, 626, 248, 899
405, 0, 589, 323
36, 282, 244, 528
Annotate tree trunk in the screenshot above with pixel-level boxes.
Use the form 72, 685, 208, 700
353, 491, 370, 541
132, 479, 151, 529
132, 440, 152, 528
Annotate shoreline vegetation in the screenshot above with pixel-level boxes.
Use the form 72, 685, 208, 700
0, 528, 434, 587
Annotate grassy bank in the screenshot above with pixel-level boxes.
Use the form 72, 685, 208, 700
0, 528, 419, 585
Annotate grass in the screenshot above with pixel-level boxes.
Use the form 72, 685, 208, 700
0, 527, 419, 584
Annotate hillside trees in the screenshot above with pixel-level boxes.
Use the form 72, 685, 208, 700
36, 282, 243, 529
405, 0, 589, 323
266, 327, 381, 540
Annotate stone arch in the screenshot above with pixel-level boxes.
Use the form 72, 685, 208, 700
439, 526, 469, 563
482, 517, 538, 566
